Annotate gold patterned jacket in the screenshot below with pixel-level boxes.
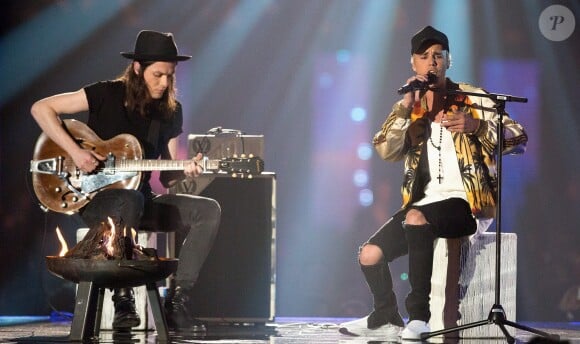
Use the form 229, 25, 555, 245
373, 80, 527, 218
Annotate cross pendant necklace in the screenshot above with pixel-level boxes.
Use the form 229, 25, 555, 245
429, 124, 444, 183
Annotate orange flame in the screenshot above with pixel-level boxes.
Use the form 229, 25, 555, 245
131, 228, 137, 244
104, 217, 116, 256
55, 226, 69, 257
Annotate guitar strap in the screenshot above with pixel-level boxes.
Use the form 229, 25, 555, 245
147, 119, 170, 158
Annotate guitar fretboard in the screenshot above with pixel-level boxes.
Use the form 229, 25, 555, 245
109, 159, 219, 172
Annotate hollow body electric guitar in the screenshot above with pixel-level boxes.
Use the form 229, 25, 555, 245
30, 119, 264, 214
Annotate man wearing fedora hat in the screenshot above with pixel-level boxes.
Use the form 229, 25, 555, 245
31, 30, 221, 331
339, 26, 527, 340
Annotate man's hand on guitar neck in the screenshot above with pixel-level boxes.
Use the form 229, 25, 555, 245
184, 152, 204, 179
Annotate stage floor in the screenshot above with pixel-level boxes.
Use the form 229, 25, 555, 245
0, 316, 578, 343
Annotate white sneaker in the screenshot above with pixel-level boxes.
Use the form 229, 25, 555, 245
401, 320, 430, 340
339, 316, 402, 339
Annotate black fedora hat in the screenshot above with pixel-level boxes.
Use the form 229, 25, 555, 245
121, 30, 191, 61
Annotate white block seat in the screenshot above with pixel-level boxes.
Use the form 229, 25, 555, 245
429, 232, 517, 338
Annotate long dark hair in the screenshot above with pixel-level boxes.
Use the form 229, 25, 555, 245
117, 61, 178, 119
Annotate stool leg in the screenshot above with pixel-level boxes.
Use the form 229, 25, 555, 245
70, 281, 100, 341
94, 287, 105, 337
146, 283, 169, 341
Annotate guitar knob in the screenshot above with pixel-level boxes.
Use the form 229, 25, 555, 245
60, 202, 67, 209
72, 196, 78, 202
55, 187, 61, 193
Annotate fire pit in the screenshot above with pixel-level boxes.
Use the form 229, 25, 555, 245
45, 220, 177, 341
46, 256, 177, 288
46, 256, 176, 341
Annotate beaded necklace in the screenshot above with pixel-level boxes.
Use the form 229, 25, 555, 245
425, 96, 444, 183
428, 124, 444, 183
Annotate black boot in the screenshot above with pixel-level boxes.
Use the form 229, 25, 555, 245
112, 288, 141, 329
164, 281, 205, 331
404, 223, 436, 322
362, 262, 405, 328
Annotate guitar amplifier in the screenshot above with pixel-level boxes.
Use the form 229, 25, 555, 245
188, 132, 264, 160
168, 173, 276, 323
184, 132, 265, 195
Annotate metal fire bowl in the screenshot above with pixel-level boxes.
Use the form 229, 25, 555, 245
45, 256, 178, 288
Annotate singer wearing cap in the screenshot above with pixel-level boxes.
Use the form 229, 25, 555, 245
31, 30, 221, 331
339, 26, 528, 340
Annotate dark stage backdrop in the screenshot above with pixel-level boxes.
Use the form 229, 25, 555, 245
1, 0, 578, 323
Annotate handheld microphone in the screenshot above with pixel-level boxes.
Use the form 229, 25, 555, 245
397, 72, 438, 95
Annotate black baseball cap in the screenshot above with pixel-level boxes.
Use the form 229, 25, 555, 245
411, 26, 449, 54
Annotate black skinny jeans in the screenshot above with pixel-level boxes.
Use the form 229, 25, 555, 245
80, 188, 221, 286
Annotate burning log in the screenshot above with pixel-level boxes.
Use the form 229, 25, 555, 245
62, 217, 157, 261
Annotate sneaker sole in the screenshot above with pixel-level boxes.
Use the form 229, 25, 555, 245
338, 327, 359, 336
339, 326, 401, 339
112, 320, 141, 329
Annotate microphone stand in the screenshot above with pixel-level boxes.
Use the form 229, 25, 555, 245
420, 89, 559, 343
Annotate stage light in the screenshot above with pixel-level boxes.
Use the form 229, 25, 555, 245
353, 169, 369, 188
433, 0, 473, 81
357, 143, 373, 161
1, 1, 131, 108
359, 188, 373, 207
350, 107, 366, 122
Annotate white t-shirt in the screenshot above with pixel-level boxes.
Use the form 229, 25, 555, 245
413, 121, 467, 206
